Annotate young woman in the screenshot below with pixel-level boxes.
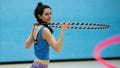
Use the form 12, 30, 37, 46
25, 2, 69, 68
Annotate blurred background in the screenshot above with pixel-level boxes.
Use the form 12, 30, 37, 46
0, 0, 120, 67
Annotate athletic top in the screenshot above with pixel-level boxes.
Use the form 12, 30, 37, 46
34, 26, 50, 60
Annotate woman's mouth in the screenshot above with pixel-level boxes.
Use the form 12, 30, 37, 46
47, 19, 51, 21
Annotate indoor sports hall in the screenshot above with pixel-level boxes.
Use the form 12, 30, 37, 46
0, 0, 120, 68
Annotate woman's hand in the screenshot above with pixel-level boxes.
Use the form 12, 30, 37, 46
61, 22, 70, 31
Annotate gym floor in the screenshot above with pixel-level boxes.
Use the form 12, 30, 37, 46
0, 59, 120, 68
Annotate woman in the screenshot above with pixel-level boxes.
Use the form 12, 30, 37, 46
25, 2, 69, 68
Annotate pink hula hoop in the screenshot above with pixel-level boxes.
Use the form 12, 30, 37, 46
94, 35, 120, 68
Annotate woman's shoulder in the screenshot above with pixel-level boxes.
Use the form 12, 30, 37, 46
42, 27, 52, 40
43, 27, 50, 33
33, 25, 43, 33
33, 23, 40, 26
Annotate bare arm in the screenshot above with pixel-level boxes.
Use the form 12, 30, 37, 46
43, 23, 69, 52
25, 32, 34, 48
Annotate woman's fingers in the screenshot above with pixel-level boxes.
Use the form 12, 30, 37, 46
61, 22, 70, 30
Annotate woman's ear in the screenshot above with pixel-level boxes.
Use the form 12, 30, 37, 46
38, 14, 42, 19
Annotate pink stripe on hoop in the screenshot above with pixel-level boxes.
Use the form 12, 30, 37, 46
94, 35, 120, 68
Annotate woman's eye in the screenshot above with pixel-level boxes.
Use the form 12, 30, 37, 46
45, 13, 52, 16
50, 13, 52, 15
45, 13, 49, 15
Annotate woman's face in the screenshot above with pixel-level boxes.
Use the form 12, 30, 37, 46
39, 8, 52, 23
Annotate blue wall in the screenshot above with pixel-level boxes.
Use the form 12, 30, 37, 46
0, 0, 120, 62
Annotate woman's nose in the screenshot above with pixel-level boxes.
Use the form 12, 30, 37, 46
48, 15, 51, 18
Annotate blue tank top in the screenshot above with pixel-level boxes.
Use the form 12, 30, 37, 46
34, 26, 49, 60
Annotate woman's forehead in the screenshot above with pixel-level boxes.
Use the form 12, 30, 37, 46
43, 8, 51, 13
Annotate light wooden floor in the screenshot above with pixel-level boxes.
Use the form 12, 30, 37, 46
0, 60, 120, 68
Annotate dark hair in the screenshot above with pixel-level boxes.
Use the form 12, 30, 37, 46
34, 2, 53, 33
